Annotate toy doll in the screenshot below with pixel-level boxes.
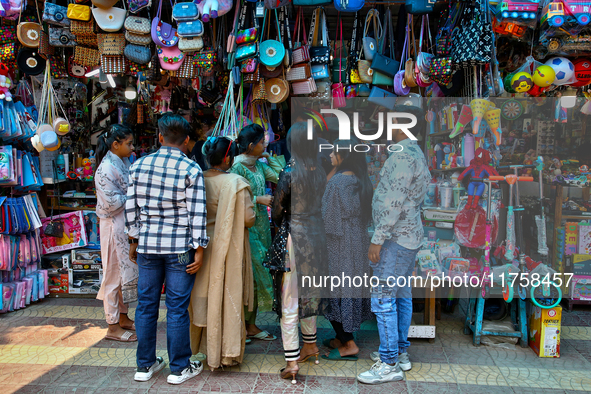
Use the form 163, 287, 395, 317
457, 148, 499, 209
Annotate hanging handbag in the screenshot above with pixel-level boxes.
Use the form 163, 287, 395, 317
331, 13, 348, 84
259, 9, 285, 68
101, 54, 127, 74
428, 56, 453, 86
148, 53, 162, 81
128, 0, 151, 13
0, 43, 17, 65
286, 63, 311, 82
292, 7, 310, 65
265, 76, 289, 104
452, 0, 491, 67
265, 0, 290, 9
368, 86, 397, 110
404, 16, 418, 88
177, 20, 204, 38
236, 42, 257, 61
362, 9, 380, 62
252, 78, 267, 103
49, 27, 77, 47
0, 25, 16, 45
126, 31, 152, 45
74, 46, 100, 66
292, 77, 317, 95
241, 57, 258, 73
124, 16, 151, 34
39, 30, 54, 59
178, 36, 204, 52
436, 1, 456, 57
151, 0, 179, 47
92, 2, 127, 32
311, 64, 329, 80
332, 15, 346, 108
349, 12, 362, 83
69, 55, 88, 77
309, 80, 329, 99
67, 4, 91, 21
172, 1, 199, 21
124, 44, 151, 64
92, 0, 118, 9
243, 64, 260, 83
98, 33, 126, 55
17, 2, 42, 48
158, 45, 184, 71
43, 2, 70, 27
405, 0, 435, 15
174, 56, 196, 78
293, 0, 331, 6
260, 63, 283, 78
48, 55, 68, 79
370, 9, 399, 79
193, 48, 218, 68
71, 18, 97, 47
334, 0, 364, 12
309, 7, 330, 65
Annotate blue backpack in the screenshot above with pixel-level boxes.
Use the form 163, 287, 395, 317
334, 0, 364, 12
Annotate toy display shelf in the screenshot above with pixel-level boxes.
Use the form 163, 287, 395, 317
432, 167, 467, 173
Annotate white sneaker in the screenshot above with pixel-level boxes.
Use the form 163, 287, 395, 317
398, 352, 412, 371
167, 360, 204, 385
370, 351, 380, 362
357, 360, 404, 384
134, 357, 166, 382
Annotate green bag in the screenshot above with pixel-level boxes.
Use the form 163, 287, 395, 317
372, 70, 394, 86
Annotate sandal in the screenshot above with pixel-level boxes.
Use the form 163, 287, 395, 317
247, 330, 276, 341
298, 352, 320, 364
104, 330, 137, 342
280, 366, 299, 384
121, 322, 136, 331
321, 348, 358, 361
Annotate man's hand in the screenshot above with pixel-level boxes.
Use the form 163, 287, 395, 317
368, 243, 382, 264
186, 246, 204, 274
257, 195, 274, 207
129, 243, 138, 264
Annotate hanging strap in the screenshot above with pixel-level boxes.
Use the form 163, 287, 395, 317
337, 13, 342, 84
350, 11, 359, 62
309, 7, 319, 45
282, 7, 292, 51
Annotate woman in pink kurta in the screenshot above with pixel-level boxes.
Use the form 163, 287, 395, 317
95, 125, 138, 342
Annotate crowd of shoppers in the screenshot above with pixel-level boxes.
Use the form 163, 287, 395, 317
94, 113, 429, 386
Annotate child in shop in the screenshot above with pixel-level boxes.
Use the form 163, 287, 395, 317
95, 124, 138, 342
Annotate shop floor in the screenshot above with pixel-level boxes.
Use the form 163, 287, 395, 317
0, 298, 590, 393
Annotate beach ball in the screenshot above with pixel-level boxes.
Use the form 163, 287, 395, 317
532, 65, 556, 87
511, 72, 533, 92
545, 57, 575, 85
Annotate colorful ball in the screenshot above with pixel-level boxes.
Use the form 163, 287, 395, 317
532, 65, 556, 87
545, 57, 575, 85
511, 72, 534, 92
571, 58, 591, 87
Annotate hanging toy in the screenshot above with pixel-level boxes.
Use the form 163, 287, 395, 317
510, 72, 534, 93
471, 99, 494, 135
450, 105, 473, 138
571, 58, 591, 87
533, 65, 556, 87
484, 108, 503, 145
581, 90, 591, 115
0, 63, 13, 101
545, 57, 575, 86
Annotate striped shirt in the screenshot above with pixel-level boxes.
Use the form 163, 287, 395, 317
125, 146, 209, 254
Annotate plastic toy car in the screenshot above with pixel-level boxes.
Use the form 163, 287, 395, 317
493, 18, 528, 38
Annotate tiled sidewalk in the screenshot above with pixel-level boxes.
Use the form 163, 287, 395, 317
1, 298, 590, 393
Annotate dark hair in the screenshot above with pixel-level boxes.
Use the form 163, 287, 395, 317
333, 139, 374, 224
202, 136, 237, 167
287, 122, 326, 205
236, 124, 265, 154
158, 113, 191, 145
96, 124, 133, 167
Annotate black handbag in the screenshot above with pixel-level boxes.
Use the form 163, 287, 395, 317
44, 220, 64, 237
452, 0, 492, 67
309, 7, 331, 65
370, 8, 399, 78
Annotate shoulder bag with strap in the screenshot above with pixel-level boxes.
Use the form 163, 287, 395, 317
151, 0, 179, 47
259, 9, 285, 68
371, 8, 398, 83
332, 14, 346, 108
17, 1, 41, 48
292, 7, 310, 65
362, 9, 381, 61
309, 7, 330, 65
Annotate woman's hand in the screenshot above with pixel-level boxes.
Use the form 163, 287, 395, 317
261, 151, 271, 159
257, 195, 274, 207
368, 243, 382, 264
129, 243, 138, 264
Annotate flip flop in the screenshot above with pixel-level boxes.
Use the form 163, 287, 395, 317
248, 330, 276, 341
245, 338, 252, 344
321, 348, 358, 361
104, 331, 137, 342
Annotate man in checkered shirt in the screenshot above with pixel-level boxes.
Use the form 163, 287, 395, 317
125, 113, 209, 386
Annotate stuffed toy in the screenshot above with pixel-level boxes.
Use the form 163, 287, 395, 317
0, 63, 13, 101
457, 148, 499, 209
196, 0, 233, 22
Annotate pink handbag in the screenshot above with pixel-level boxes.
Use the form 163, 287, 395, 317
158, 45, 185, 71
292, 77, 317, 95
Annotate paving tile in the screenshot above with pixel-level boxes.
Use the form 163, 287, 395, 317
357, 380, 409, 394
553, 370, 591, 391
561, 326, 591, 341
302, 357, 358, 378
252, 372, 306, 393
148, 367, 206, 392
497, 367, 562, 389
405, 363, 456, 384
96, 389, 149, 394
444, 347, 496, 366
55, 365, 116, 387
198, 371, 258, 392
0, 363, 70, 386
510, 388, 566, 394
11, 385, 98, 394
450, 364, 507, 386
100, 367, 156, 390
303, 375, 357, 394
457, 384, 509, 394
407, 381, 458, 394
406, 347, 447, 364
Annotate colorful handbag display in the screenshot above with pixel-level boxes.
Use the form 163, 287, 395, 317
193, 48, 218, 69
43, 2, 70, 27
124, 44, 151, 64
178, 36, 203, 52
172, 1, 199, 21
308, 7, 330, 65
370, 9, 399, 79
101, 54, 127, 74
259, 9, 285, 68
67, 4, 91, 21
152, 0, 179, 47
124, 16, 151, 34
128, 0, 151, 13
98, 33, 125, 55
48, 27, 77, 47
429, 56, 453, 86
158, 45, 184, 71
174, 57, 196, 78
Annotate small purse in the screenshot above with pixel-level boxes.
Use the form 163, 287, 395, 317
101, 54, 127, 74
311, 64, 329, 80
236, 27, 258, 45
125, 31, 152, 45
69, 55, 88, 78
43, 220, 64, 237
193, 48, 218, 69
292, 7, 310, 65
124, 44, 151, 64
43, 2, 70, 27
178, 36, 204, 52
241, 57, 258, 73
49, 27, 77, 47
158, 45, 184, 71
17, 1, 42, 49
172, 1, 199, 21
174, 57, 196, 78
362, 9, 380, 61
310, 80, 330, 99
292, 77, 317, 95
0, 26, 16, 45
177, 20, 204, 38
259, 9, 285, 68
308, 7, 330, 65
236, 42, 257, 61
39, 30, 55, 59
370, 9, 399, 79
92, 2, 127, 32
265, 77, 289, 104
151, 0, 179, 47
67, 4, 91, 21
98, 33, 125, 55
74, 46, 100, 66
429, 56, 453, 86
243, 64, 260, 83
124, 16, 151, 34
368, 86, 397, 110
260, 63, 283, 79
286, 63, 311, 82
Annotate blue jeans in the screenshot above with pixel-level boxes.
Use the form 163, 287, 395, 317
136, 250, 195, 373
370, 240, 419, 365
